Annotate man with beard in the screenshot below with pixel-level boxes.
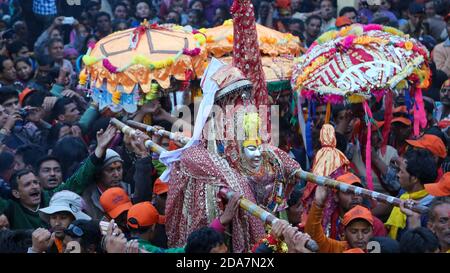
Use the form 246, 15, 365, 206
0, 125, 117, 229
36, 156, 63, 190
435, 80, 450, 121
328, 172, 386, 240
28, 190, 91, 253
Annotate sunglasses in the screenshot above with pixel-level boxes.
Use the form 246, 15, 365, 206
64, 224, 84, 238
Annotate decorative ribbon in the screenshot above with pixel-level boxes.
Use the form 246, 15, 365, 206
404, 88, 412, 116
305, 100, 315, 159
413, 88, 427, 136
381, 91, 393, 155
363, 101, 374, 190
324, 102, 331, 124
297, 94, 310, 169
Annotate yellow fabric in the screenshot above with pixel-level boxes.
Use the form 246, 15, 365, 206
385, 189, 429, 240
243, 113, 262, 148
312, 124, 349, 177
204, 22, 302, 58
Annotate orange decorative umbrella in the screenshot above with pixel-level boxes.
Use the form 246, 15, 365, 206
79, 22, 208, 113
203, 19, 302, 58
218, 55, 294, 92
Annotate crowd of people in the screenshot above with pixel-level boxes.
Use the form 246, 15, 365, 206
0, 0, 449, 254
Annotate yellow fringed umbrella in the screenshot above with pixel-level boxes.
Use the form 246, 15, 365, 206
79, 22, 208, 113
218, 55, 294, 93
203, 19, 302, 58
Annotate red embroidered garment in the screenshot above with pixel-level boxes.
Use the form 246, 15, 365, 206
165, 143, 266, 252
230, 0, 268, 108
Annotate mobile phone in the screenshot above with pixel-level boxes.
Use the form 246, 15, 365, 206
62, 17, 75, 25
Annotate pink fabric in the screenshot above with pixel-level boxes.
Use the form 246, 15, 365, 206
363, 24, 383, 32
413, 88, 427, 136
209, 218, 226, 233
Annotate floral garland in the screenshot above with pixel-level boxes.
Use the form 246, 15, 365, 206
251, 233, 288, 253
80, 22, 204, 76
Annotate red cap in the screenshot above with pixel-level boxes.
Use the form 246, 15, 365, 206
153, 178, 169, 195
406, 134, 447, 159
127, 202, 163, 229
18, 88, 36, 105
342, 205, 374, 227
99, 187, 132, 219
425, 172, 450, 197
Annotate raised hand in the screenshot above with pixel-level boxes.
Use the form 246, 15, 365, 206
42, 97, 58, 112
314, 185, 328, 208
130, 130, 150, 158
400, 199, 421, 229
103, 220, 127, 253
219, 193, 242, 226
95, 124, 118, 158
31, 228, 54, 253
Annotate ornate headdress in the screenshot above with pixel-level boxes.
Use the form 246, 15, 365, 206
242, 112, 262, 148
211, 65, 253, 104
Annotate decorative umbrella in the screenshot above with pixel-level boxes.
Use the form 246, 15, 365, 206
291, 24, 431, 190
203, 19, 302, 58
218, 55, 294, 93
78, 22, 208, 113
291, 24, 430, 104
